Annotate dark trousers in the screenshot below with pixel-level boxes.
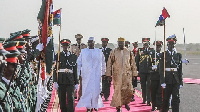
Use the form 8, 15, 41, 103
140, 73, 151, 102
162, 84, 180, 112
58, 84, 75, 112
151, 80, 162, 108
102, 77, 111, 99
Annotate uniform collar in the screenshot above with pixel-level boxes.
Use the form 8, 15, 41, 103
62, 51, 71, 56
167, 48, 177, 55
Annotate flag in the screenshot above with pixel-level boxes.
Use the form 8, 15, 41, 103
53, 9, 61, 25
155, 7, 170, 27
37, 0, 54, 74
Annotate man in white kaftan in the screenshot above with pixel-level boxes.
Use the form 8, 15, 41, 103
76, 37, 106, 111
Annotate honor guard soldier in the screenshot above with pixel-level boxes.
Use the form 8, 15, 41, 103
150, 41, 163, 111
0, 41, 20, 112
160, 34, 182, 112
136, 38, 153, 106
100, 38, 112, 101
132, 42, 138, 57
71, 34, 87, 56
53, 39, 79, 112
71, 34, 87, 99
131, 41, 138, 101
125, 41, 130, 48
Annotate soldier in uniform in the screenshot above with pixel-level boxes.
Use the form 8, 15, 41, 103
136, 38, 153, 106
132, 42, 138, 57
71, 34, 87, 100
100, 38, 112, 101
53, 39, 79, 112
131, 41, 138, 102
0, 41, 20, 112
160, 34, 182, 112
150, 41, 163, 111
125, 41, 130, 49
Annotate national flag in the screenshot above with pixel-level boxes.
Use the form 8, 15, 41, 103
155, 7, 170, 27
37, 0, 54, 74
53, 9, 61, 25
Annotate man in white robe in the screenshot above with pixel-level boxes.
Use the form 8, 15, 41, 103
76, 37, 106, 111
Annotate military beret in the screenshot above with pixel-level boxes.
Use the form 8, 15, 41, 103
6, 31, 23, 42
153, 41, 163, 46
0, 43, 9, 55
125, 41, 130, 45
16, 41, 27, 53
166, 34, 177, 43
118, 37, 125, 42
0, 38, 6, 43
75, 34, 83, 39
22, 29, 31, 38
101, 38, 109, 42
5, 52, 20, 63
132, 41, 138, 45
4, 41, 20, 53
60, 39, 71, 45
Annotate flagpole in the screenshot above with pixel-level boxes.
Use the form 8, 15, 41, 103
155, 29, 157, 65
56, 8, 62, 80
163, 22, 166, 78
183, 28, 186, 59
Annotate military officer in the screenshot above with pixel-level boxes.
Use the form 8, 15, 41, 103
125, 41, 130, 49
131, 41, 138, 102
132, 41, 138, 57
53, 39, 79, 112
150, 41, 163, 111
100, 38, 112, 101
71, 34, 87, 56
71, 34, 87, 100
135, 38, 153, 106
160, 34, 182, 112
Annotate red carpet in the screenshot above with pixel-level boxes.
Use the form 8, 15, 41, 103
183, 78, 200, 84
47, 84, 152, 112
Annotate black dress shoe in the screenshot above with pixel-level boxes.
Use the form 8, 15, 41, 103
125, 104, 130, 111
74, 97, 77, 99
116, 107, 121, 112
86, 108, 91, 112
131, 95, 135, 102
94, 108, 98, 111
151, 106, 155, 111
157, 107, 161, 110
105, 98, 109, 101
147, 102, 151, 106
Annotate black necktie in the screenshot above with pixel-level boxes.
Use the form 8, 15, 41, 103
78, 44, 80, 49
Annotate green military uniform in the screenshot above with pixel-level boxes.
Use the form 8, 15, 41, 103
135, 38, 153, 105
53, 39, 78, 112
160, 35, 182, 112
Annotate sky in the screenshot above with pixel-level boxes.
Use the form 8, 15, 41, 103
0, 0, 200, 44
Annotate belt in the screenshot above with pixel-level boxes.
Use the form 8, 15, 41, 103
165, 68, 177, 71
58, 68, 73, 73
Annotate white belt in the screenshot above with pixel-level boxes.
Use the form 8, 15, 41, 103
165, 68, 177, 71
58, 69, 73, 73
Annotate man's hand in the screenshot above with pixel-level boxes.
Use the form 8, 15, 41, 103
182, 59, 189, 65
161, 83, 166, 88
179, 85, 183, 89
54, 82, 59, 90
75, 84, 79, 90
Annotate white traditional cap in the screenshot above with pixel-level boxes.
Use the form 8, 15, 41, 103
88, 37, 95, 43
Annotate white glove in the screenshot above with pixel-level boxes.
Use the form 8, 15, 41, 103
179, 85, 183, 89
161, 83, 166, 88
75, 84, 79, 90
54, 82, 59, 90
182, 59, 189, 64
152, 65, 157, 70
36, 43, 44, 51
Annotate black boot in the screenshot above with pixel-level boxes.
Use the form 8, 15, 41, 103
86, 108, 91, 112
116, 107, 121, 112
125, 104, 130, 111
151, 106, 155, 111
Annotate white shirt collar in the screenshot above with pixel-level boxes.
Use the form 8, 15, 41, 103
62, 51, 71, 56
167, 48, 177, 55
